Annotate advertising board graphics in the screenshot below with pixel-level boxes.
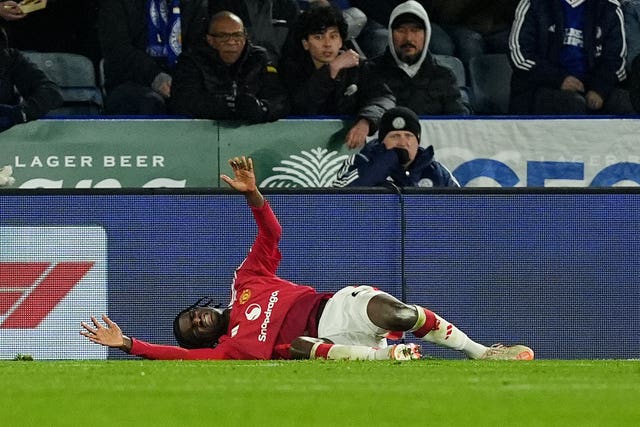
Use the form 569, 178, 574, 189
1, 118, 639, 188
0, 227, 107, 359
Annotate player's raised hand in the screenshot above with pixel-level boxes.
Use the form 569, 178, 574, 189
80, 314, 125, 348
220, 156, 257, 193
221, 156, 264, 207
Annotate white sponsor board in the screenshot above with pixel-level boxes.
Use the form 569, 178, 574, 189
425, 118, 640, 187
0, 227, 107, 359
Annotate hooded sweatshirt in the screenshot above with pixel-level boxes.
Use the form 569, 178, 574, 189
363, 0, 469, 114
388, 0, 432, 78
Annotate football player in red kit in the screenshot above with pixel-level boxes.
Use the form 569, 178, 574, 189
81, 156, 533, 361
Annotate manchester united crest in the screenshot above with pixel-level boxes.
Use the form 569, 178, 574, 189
239, 289, 251, 304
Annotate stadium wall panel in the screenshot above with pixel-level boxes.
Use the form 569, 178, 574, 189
1, 117, 639, 188
0, 189, 638, 359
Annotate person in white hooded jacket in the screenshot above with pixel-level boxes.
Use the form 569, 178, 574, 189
363, 0, 470, 115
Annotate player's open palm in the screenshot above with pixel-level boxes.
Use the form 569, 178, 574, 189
220, 156, 256, 193
80, 314, 125, 348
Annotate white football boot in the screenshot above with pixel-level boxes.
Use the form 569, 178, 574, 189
480, 344, 534, 360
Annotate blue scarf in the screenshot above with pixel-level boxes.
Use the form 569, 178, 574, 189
560, 0, 586, 78
146, 0, 182, 67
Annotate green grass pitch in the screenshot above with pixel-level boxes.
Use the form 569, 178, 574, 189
2, 359, 639, 426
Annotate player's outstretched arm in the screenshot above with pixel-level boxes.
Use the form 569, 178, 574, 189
220, 156, 264, 208
80, 314, 132, 352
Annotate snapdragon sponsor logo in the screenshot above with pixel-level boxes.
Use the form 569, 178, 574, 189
245, 304, 261, 321
258, 291, 279, 342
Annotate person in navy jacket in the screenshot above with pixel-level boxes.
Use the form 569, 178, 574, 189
333, 106, 459, 188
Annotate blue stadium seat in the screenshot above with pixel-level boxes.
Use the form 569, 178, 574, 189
22, 51, 104, 115
468, 53, 512, 115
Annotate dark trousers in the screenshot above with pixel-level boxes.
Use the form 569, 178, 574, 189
532, 87, 636, 115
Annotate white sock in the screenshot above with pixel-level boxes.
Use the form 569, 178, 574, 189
423, 314, 488, 359
311, 342, 392, 360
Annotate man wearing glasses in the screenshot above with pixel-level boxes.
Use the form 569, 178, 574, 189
170, 11, 289, 123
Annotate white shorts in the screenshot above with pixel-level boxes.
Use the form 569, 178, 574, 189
317, 285, 389, 348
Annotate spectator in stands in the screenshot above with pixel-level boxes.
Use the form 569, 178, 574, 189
333, 106, 459, 187
170, 11, 289, 122
0, 26, 62, 132
350, 0, 502, 63
350, 0, 450, 59
281, 4, 395, 149
98, 0, 209, 115
509, 0, 635, 115
209, 0, 299, 62
364, 1, 470, 115
296, 1, 369, 57
0, 1, 25, 21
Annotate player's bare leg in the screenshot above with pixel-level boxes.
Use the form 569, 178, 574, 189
366, 294, 533, 360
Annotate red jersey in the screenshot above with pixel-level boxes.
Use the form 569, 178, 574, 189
130, 201, 331, 360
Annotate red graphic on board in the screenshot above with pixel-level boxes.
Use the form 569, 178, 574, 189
0, 261, 94, 328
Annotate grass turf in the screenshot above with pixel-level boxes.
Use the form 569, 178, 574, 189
2, 359, 639, 426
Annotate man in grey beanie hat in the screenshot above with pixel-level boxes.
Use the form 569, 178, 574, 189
333, 106, 459, 188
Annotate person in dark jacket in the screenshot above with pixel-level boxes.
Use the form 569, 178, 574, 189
0, 26, 62, 132
170, 11, 289, 122
364, 1, 470, 116
281, 4, 395, 149
333, 106, 459, 188
98, 0, 209, 115
509, 0, 634, 115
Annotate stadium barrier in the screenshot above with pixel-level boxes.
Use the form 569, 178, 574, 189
1, 189, 638, 360
1, 116, 639, 188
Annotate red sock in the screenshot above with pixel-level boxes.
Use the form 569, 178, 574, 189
274, 343, 292, 359
313, 343, 333, 359
412, 308, 437, 338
